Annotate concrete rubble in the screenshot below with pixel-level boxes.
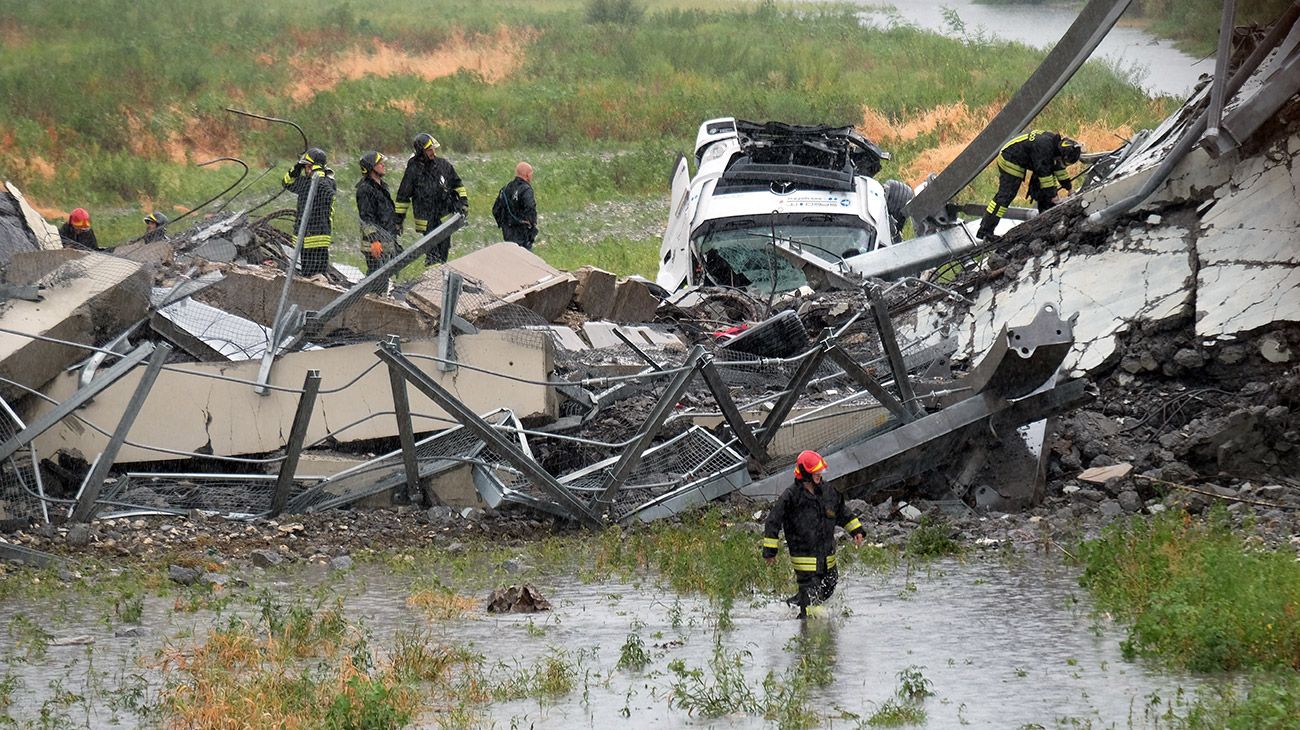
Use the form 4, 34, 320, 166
1, 13, 1297, 542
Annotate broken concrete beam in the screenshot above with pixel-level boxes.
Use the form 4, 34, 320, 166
573, 266, 617, 320
4, 182, 61, 251
0, 250, 149, 401
150, 291, 272, 361
112, 239, 174, 269
582, 322, 684, 351
609, 278, 659, 323
194, 264, 432, 339
525, 325, 589, 352
30, 330, 557, 463
502, 272, 576, 322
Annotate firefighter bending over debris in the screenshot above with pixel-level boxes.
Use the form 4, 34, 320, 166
283, 147, 336, 276
763, 450, 867, 619
58, 207, 100, 251
976, 130, 1082, 241
396, 133, 468, 265
356, 151, 401, 288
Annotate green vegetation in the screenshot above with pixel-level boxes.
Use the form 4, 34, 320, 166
1077, 509, 1300, 672
1, 0, 1172, 276
866, 666, 933, 726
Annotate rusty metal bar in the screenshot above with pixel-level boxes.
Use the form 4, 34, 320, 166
375, 341, 603, 528
270, 370, 322, 516
699, 356, 767, 461
594, 346, 704, 517
71, 344, 172, 522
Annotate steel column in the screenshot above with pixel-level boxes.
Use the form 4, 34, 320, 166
824, 344, 915, 423
375, 341, 603, 528
436, 270, 463, 373
256, 172, 319, 395
867, 286, 922, 417
1204, 0, 1237, 146
594, 346, 704, 516
699, 357, 767, 461
755, 345, 826, 446
71, 344, 171, 522
270, 370, 322, 516
384, 336, 427, 506
0, 343, 156, 463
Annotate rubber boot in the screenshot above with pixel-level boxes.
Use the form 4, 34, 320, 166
976, 212, 1000, 241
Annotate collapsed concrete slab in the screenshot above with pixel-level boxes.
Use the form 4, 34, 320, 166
408, 243, 576, 323
0, 251, 149, 401
573, 266, 617, 319
29, 330, 557, 463
195, 264, 432, 339
609, 278, 659, 323
4, 182, 60, 251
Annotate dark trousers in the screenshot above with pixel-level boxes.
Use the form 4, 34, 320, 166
794, 566, 839, 608
501, 225, 533, 250
424, 235, 451, 265
300, 247, 329, 276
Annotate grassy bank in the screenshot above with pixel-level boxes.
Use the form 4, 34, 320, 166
1, 0, 1173, 277
1076, 509, 1300, 727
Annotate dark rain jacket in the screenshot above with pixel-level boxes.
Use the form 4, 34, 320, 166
282, 164, 336, 249
395, 154, 467, 234
493, 176, 537, 245
997, 130, 1073, 199
762, 481, 865, 572
58, 223, 100, 251
355, 175, 400, 242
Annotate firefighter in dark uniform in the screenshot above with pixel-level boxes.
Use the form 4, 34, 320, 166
282, 147, 336, 277
355, 151, 401, 292
58, 208, 100, 250
492, 161, 538, 249
142, 212, 170, 244
762, 450, 867, 618
395, 133, 468, 265
976, 130, 1082, 241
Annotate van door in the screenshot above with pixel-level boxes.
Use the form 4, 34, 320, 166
656, 154, 693, 291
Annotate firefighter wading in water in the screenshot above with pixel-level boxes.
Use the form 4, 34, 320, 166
762, 450, 867, 618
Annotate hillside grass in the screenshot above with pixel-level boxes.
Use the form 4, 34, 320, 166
1, 0, 1175, 277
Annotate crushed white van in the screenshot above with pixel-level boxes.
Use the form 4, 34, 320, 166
657, 118, 915, 294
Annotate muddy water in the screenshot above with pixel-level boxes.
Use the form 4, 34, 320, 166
0, 555, 1213, 728
817, 0, 1212, 97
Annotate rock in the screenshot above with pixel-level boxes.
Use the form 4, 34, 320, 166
328, 555, 353, 571
501, 558, 528, 575
1073, 488, 1106, 503
445, 542, 467, 555
427, 506, 458, 527
1117, 490, 1143, 513
249, 549, 284, 568
1216, 345, 1246, 365
460, 507, 483, 522
66, 524, 91, 547
735, 521, 763, 535
898, 503, 923, 521
1260, 336, 1291, 363
486, 584, 552, 613
199, 572, 229, 588
846, 499, 868, 515
873, 498, 895, 520
1098, 500, 1124, 518
1173, 348, 1204, 370
114, 626, 147, 638
167, 564, 201, 586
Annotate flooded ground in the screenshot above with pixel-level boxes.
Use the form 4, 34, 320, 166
0, 552, 1214, 728
820, 0, 1212, 97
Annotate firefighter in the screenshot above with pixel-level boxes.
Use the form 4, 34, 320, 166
282, 147, 336, 277
976, 131, 1082, 241
58, 208, 100, 251
395, 133, 468, 265
142, 212, 169, 243
355, 151, 402, 293
492, 161, 538, 249
762, 450, 867, 619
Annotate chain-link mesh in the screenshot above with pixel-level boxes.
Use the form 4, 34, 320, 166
0, 399, 49, 525
106, 474, 316, 517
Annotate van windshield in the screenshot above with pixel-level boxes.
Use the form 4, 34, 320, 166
694, 221, 873, 294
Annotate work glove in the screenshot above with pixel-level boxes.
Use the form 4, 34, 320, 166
456, 199, 469, 216
289, 161, 305, 178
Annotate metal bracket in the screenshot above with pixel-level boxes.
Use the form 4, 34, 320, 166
270, 369, 322, 516
437, 270, 464, 372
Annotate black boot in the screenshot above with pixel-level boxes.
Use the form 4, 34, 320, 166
976, 212, 1000, 241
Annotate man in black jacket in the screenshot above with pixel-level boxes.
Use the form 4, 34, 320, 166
976, 130, 1082, 241
763, 450, 867, 618
492, 161, 537, 249
355, 151, 401, 291
59, 208, 100, 251
395, 133, 468, 265
282, 147, 336, 276
142, 212, 170, 244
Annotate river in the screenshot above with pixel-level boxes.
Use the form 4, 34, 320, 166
825, 0, 1213, 97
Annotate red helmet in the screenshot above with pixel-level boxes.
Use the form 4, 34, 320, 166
69, 208, 91, 229
794, 450, 827, 479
